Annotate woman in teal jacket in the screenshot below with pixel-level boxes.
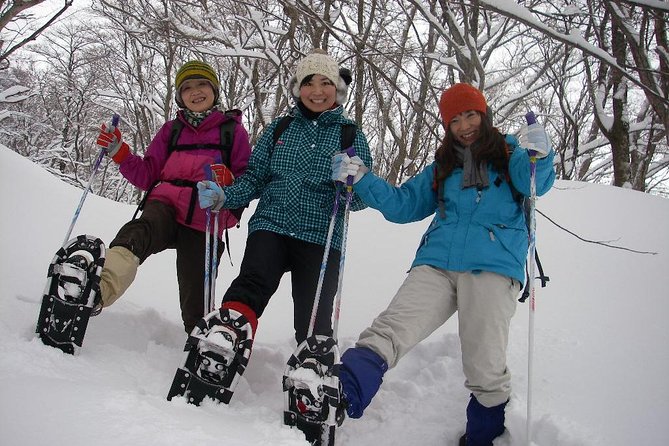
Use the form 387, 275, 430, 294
332, 83, 555, 446
197, 50, 372, 345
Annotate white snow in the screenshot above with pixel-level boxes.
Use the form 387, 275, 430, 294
288, 366, 325, 400
1, 144, 668, 445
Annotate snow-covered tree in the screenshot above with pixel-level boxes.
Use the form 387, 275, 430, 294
2, 0, 667, 198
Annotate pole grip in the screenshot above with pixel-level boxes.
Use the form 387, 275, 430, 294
111, 114, 120, 128
525, 111, 537, 125
204, 164, 213, 181
525, 112, 538, 157
345, 147, 356, 187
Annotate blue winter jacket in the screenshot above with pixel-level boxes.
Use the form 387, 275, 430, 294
353, 135, 555, 284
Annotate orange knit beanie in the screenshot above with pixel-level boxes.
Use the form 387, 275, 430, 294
439, 83, 488, 125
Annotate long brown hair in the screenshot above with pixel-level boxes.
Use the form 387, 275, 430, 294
434, 111, 509, 184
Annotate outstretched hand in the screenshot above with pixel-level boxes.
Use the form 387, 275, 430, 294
197, 180, 226, 211
96, 121, 130, 162
518, 123, 551, 158
331, 153, 369, 184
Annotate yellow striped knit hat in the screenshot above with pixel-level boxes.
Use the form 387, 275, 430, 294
175, 60, 220, 108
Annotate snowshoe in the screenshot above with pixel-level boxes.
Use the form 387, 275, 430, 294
167, 308, 254, 405
36, 235, 105, 354
283, 335, 344, 446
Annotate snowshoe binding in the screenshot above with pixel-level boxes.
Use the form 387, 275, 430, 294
283, 335, 345, 446
167, 307, 254, 405
36, 235, 105, 354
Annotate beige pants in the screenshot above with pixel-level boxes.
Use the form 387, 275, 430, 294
356, 265, 519, 407
99, 246, 140, 307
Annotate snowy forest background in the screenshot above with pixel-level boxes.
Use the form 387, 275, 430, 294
1, 2, 669, 446
1, 0, 668, 201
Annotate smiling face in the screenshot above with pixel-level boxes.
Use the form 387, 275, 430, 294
179, 78, 216, 112
449, 110, 483, 146
298, 74, 337, 113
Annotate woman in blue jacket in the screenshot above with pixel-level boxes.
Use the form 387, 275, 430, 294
331, 83, 555, 446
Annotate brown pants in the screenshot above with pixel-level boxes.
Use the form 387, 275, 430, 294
110, 200, 223, 333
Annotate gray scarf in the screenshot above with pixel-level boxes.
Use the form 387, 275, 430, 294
454, 142, 489, 189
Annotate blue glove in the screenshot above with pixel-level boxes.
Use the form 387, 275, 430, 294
339, 347, 388, 419
197, 180, 225, 211
331, 153, 369, 184
518, 123, 551, 158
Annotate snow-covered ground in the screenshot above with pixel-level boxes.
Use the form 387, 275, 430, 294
1, 145, 667, 445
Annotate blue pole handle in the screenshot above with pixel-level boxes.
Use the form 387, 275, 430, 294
525, 112, 538, 158
345, 146, 357, 186
204, 164, 213, 181
525, 111, 537, 125
111, 114, 120, 127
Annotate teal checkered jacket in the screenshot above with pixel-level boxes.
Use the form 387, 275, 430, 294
222, 105, 373, 250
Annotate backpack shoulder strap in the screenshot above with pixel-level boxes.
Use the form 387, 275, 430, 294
219, 110, 246, 223
218, 111, 238, 166
340, 123, 357, 151
272, 115, 294, 147
501, 135, 524, 203
434, 164, 446, 219
168, 113, 237, 166
168, 119, 185, 155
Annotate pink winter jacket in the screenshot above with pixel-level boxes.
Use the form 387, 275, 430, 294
117, 109, 252, 235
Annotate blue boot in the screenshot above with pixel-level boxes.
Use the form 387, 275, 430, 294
339, 347, 388, 418
461, 395, 507, 446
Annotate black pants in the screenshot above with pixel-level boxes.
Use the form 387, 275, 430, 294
110, 200, 223, 333
222, 230, 341, 343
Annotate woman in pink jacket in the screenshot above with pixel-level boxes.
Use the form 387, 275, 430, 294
95, 60, 252, 333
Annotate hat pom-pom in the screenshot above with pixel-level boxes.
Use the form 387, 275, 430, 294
339, 68, 352, 86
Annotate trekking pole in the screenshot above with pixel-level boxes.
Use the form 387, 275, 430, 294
203, 165, 216, 317
203, 163, 226, 316
204, 206, 212, 316
209, 209, 220, 314
307, 146, 366, 339
306, 176, 345, 339
64, 114, 119, 245
307, 148, 357, 339
525, 111, 538, 446
332, 147, 356, 339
